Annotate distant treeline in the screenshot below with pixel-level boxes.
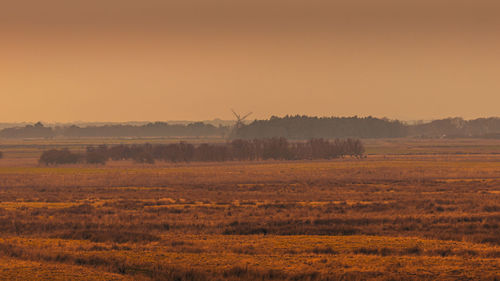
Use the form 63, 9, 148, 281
235, 116, 407, 139
408, 117, 500, 138
235, 116, 500, 139
39, 138, 365, 165
3, 116, 500, 139
0, 122, 226, 139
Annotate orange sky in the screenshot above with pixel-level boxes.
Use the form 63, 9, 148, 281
1, 0, 499, 122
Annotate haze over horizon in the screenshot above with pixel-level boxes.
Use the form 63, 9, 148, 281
2, 0, 499, 123
0, 115, 497, 126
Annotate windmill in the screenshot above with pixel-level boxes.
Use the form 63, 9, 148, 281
231, 109, 252, 130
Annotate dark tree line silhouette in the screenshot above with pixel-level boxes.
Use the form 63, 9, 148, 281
408, 117, 500, 138
38, 138, 365, 165
1, 122, 226, 139
234, 115, 408, 139
38, 149, 83, 165
3, 116, 499, 139
0, 122, 53, 138
234, 116, 500, 139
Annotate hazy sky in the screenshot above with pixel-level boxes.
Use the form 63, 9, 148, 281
1, 0, 499, 122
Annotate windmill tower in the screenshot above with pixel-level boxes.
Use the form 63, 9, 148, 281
230, 109, 252, 138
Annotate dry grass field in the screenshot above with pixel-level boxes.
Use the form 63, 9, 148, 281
0, 138, 499, 280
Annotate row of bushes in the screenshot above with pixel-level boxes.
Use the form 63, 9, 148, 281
38, 138, 365, 165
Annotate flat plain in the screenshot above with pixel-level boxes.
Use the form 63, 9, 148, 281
0, 138, 499, 280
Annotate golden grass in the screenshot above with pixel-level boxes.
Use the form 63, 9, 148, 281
0, 256, 131, 281
0, 138, 499, 280
0, 235, 499, 280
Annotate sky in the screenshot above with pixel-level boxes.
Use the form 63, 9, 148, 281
1, 0, 499, 122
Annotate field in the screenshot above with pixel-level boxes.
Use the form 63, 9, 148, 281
0, 138, 499, 280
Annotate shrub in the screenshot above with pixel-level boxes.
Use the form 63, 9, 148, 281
85, 145, 108, 164
43, 138, 365, 165
39, 149, 82, 165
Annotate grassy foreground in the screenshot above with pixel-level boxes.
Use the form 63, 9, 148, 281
0, 139, 499, 280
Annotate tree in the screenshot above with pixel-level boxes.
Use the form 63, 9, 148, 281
86, 145, 108, 165
39, 149, 82, 165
